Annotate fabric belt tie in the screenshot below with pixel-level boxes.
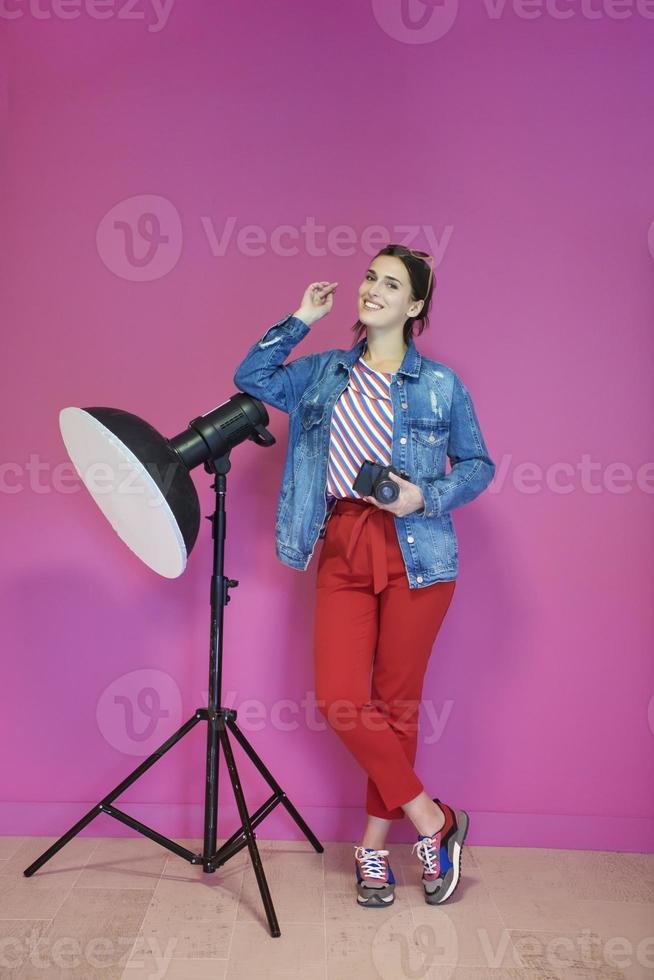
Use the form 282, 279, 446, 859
344, 502, 389, 595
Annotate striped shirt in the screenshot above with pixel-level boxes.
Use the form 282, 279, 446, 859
326, 344, 394, 502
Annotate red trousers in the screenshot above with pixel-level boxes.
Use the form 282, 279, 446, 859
313, 497, 456, 820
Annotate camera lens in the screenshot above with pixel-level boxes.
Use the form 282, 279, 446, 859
377, 481, 398, 504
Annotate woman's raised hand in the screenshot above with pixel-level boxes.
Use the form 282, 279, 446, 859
292, 281, 339, 326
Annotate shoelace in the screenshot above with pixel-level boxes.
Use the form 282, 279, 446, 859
411, 835, 441, 876
354, 846, 390, 880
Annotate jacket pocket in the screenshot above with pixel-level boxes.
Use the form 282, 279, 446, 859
409, 418, 448, 477
298, 399, 326, 459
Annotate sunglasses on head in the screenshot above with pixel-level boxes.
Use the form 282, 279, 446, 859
385, 243, 435, 300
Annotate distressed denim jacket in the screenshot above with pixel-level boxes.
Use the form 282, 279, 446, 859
233, 313, 496, 588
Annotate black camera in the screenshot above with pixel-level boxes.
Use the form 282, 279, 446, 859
352, 459, 411, 505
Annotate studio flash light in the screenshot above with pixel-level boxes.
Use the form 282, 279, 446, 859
58, 393, 275, 577
24, 388, 324, 939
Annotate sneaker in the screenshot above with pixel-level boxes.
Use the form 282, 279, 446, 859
411, 798, 469, 905
353, 845, 396, 907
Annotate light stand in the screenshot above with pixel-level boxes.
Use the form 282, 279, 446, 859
23, 400, 324, 938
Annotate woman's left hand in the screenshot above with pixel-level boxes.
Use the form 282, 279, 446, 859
363, 471, 425, 517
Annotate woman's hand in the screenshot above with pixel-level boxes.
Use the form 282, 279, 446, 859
363, 471, 425, 517
293, 281, 338, 326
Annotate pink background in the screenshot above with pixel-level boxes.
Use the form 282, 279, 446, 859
1, 1, 652, 850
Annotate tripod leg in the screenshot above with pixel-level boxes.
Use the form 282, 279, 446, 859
24, 712, 203, 877
202, 709, 220, 872
217, 724, 281, 938
226, 715, 323, 853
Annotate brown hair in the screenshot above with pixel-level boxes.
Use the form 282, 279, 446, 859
351, 243, 436, 348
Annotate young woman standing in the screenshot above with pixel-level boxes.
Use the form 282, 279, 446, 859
233, 244, 496, 908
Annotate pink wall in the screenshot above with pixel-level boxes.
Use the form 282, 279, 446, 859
1, 0, 652, 850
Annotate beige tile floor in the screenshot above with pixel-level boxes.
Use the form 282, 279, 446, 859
0, 834, 651, 979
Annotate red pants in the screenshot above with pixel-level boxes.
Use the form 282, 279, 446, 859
313, 497, 456, 820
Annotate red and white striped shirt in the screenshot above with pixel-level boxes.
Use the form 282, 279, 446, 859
326, 344, 394, 501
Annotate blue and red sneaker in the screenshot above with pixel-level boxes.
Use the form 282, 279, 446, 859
353, 846, 396, 907
412, 798, 469, 905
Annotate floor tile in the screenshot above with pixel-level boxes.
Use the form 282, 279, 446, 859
121, 958, 228, 979
408, 873, 521, 970
127, 869, 241, 961
476, 862, 595, 934
0, 919, 53, 977
268, 837, 324, 852
509, 927, 627, 979
11, 887, 154, 980
551, 850, 653, 904
236, 848, 324, 925
324, 840, 358, 893
386, 970, 544, 979
0, 838, 27, 862
0, 835, 650, 980
225, 920, 325, 979
571, 901, 654, 980
1, 836, 99, 881
74, 837, 168, 889
0, 836, 100, 920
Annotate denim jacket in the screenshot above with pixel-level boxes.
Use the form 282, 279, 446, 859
233, 313, 495, 588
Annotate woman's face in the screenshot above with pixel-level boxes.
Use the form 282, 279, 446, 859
357, 254, 423, 331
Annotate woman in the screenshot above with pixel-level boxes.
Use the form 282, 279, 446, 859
233, 244, 495, 909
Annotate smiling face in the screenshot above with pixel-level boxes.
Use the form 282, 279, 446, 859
357, 254, 424, 331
